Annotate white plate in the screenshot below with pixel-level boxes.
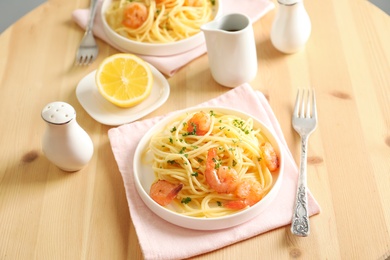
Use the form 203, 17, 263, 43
76, 65, 170, 126
133, 107, 284, 230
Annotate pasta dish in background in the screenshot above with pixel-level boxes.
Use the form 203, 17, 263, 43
148, 110, 280, 218
105, 0, 215, 43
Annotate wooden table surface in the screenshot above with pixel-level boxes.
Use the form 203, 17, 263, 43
1, 0, 390, 259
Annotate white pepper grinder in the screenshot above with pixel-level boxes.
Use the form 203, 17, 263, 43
270, 0, 311, 54
41, 102, 93, 172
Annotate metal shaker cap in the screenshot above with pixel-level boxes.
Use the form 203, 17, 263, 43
41, 101, 76, 125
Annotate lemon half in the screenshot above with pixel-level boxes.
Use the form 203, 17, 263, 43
95, 53, 153, 108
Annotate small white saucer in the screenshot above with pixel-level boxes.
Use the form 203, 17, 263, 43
76, 65, 170, 126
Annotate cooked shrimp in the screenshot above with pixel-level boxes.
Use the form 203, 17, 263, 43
187, 111, 211, 136
122, 2, 148, 29
225, 180, 264, 209
150, 180, 183, 206
260, 142, 279, 172
155, 0, 172, 4
205, 148, 239, 193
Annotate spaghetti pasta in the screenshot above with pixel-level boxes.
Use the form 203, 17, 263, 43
104, 0, 215, 43
148, 110, 279, 218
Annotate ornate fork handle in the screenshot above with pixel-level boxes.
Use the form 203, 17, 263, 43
291, 134, 310, 236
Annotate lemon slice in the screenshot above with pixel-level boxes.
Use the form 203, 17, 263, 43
95, 53, 153, 108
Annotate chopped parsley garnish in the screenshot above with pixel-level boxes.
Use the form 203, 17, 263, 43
233, 119, 252, 134
184, 122, 197, 135
212, 158, 221, 169
191, 172, 198, 177
181, 197, 191, 204
167, 160, 176, 165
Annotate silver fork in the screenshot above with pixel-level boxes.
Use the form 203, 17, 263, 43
75, 0, 99, 65
290, 89, 318, 237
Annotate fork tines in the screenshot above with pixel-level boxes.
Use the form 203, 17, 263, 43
75, 50, 96, 66
293, 89, 317, 119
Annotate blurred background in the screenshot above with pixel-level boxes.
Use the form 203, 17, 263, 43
0, 0, 45, 33
0, 0, 389, 33
370, 0, 390, 16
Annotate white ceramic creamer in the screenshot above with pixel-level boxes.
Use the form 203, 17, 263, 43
271, 0, 311, 54
41, 102, 94, 172
201, 13, 258, 88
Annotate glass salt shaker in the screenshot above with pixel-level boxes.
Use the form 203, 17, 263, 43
41, 102, 93, 172
270, 0, 311, 54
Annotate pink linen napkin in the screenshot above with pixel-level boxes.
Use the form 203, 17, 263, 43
72, 0, 275, 76
108, 85, 321, 260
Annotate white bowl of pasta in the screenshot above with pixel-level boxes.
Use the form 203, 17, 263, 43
101, 0, 221, 56
133, 107, 284, 230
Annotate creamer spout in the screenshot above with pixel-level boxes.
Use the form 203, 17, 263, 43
200, 20, 219, 34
